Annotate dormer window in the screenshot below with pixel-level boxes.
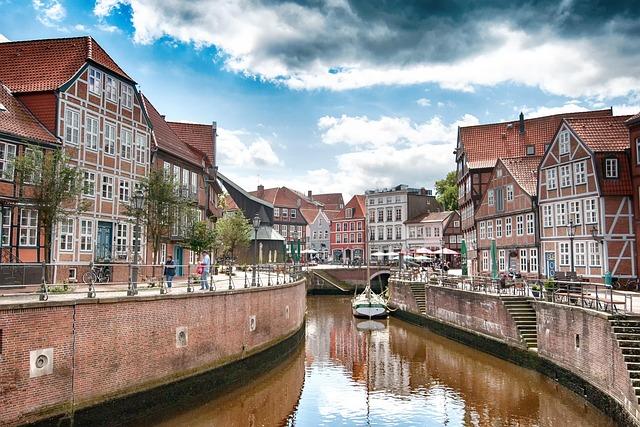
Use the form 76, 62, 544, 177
526, 145, 535, 156
605, 158, 618, 178
346, 208, 353, 219
559, 131, 570, 155
290, 209, 297, 219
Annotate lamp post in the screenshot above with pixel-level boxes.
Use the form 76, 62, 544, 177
567, 218, 576, 273
128, 189, 145, 296
252, 213, 261, 287
590, 225, 605, 271
440, 237, 445, 278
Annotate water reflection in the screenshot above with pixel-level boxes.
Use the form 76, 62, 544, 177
145, 296, 614, 426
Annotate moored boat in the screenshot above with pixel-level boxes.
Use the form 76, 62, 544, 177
352, 285, 389, 319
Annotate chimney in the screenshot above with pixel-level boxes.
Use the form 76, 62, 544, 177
257, 184, 264, 198
519, 112, 525, 134
307, 190, 313, 200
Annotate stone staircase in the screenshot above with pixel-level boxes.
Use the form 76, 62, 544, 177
501, 296, 538, 350
610, 316, 640, 404
409, 282, 426, 315
310, 270, 347, 292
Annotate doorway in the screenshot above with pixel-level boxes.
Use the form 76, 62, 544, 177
96, 221, 113, 261
174, 246, 184, 276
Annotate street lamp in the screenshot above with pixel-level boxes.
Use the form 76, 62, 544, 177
567, 218, 576, 273
590, 225, 605, 269
128, 189, 145, 296
251, 213, 261, 287
440, 237, 445, 278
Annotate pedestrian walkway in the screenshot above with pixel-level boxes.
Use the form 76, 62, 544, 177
0, 272, 294, 306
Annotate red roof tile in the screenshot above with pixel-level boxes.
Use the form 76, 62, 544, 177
564, 116, 632, 152
300, 207, 320, 224
311, 193, 344, 210
405, 210, 455, 224
500, 156, 542, 196
249, 186, 316, 210
594, 152, 632, 195
333, 195, 366, 220
141, 94, 204, 168
0, 83, 57, 144
167, 121, 215, 167
459, 109, 613, 170
0, 36, 132, 93
625, 112, 640, 126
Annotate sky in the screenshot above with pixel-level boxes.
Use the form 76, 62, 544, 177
1, 0, 640, 199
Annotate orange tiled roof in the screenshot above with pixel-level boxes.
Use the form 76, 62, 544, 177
405, 210, 454, 224
334, 195, 366, 220
300, 207, 320, 224
167, 121, 215, 167
500, 156, 542, 196
250, 186, 316, 210
595, 152, 632, 195
0, 83, 57, 144
459, 109, 613, 170
564, 115, 631, 152
141, 94, 205, 168
0, 36, 133, 93
312, 193, 344, 210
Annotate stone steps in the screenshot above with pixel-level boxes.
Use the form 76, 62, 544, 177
409, 283, 426, 315
609, 316, 640, 404
501, 296, 538, 350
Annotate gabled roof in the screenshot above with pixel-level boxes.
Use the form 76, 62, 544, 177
0, 83, 58, 144
405, 210, 455, 224
564, 116, 631, 152
0, 36, 133, 93
141, 94, 204, 168
500, 156, 542, 196
167, 121, 215, 167
334, 195, 366, 220
311, 193, 344, 210
300, 207, 320, 225
625, 112, 640, 126
459, 109, 613, 170
250, 186, 317, 210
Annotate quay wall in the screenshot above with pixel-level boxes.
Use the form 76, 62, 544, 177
388, 279, 640, 427
0, 279, 306, 426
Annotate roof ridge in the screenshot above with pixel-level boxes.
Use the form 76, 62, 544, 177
460, 108, 613, 130
0, 35, 89, 45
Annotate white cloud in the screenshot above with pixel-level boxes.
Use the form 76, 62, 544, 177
216, 128, 282, 169
0, 34, 9, 43
96, 23, 121, 33
32, 0, 66, 27
93, 1, 640, 99
74, 24, 88, 31
416, 98, 431, 107
612, 104, 640, 115
519, 101, 589, 119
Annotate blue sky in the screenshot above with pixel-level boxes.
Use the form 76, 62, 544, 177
1, 0, 639, 198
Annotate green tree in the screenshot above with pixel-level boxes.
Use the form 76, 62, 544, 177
184, 220, 217, 256
14, 147, 84, 265
136, 168, 193, 264
215, 211, 251, 260
435, 171, 459, 211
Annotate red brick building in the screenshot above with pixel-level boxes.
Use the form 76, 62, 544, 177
330, 195, 366, 262
456, 109, 613, 276
538, 116, 635, 279
0, 37, 153, 283
476, 157, 541, 278
625, 113, 640, 277
0, 83, 59, 266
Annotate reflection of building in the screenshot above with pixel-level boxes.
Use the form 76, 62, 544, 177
330, 195, 366, 262
366, 185, 440, 257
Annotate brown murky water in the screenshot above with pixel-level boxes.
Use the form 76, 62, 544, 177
144, 296, 615, 426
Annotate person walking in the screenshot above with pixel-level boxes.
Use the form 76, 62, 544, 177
164, 255, 176, 288
200, 251, 211, 290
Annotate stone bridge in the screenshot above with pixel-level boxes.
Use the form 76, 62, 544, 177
306, 266, 391, 294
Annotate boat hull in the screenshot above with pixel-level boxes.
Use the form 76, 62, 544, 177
352, 303, 389, 319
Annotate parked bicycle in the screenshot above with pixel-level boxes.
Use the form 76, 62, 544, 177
612, 279, 639, 292
82, 263, 112, 284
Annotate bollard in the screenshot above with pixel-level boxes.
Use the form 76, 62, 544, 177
187, 276, 194, 293
160, 278, 168, 295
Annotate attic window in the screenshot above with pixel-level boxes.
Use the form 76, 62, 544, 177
526, 145, 535, 156
0, 103, 6, 112
605, 158, 618, 178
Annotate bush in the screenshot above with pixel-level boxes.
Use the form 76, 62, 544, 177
49, 283, 76, 293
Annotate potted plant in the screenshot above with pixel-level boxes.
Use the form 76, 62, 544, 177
544, 278, 555, 302
531, 283, 541, 298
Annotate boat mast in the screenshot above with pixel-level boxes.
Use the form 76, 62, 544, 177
365, 206, 371, 299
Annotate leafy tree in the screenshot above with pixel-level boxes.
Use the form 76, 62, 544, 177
14, 147, 84, 265
136, 168, 193, 264
215, 211, 251, 260
435, 171, 459, 211
183, 220, 217, 256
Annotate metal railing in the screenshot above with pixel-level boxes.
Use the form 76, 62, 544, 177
390, 269, 634, 315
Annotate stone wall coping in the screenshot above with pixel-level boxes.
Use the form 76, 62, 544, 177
534, 300, 613, 320
0, 279, 306, 312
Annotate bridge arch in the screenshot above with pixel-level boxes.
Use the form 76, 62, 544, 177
369, 270, 391, 281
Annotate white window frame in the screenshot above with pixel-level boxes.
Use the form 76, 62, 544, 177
569, 200, 582, 225
105, 75, 118, 103
584, 199, 597, 224
556, 203, 566, 227
559, 131, 570, 155
560, 164, 572, 188
519, 249, 528, 272
64, 107, 80, 145
482, 250, 489, 272
516, 215, 524, 236
135, 133, 146, 164
546, 168, 557, 190
59, 218, 74, 252
605, 158, 619, 178
526, 213, 534, 235
274, 207, 280, 217
102, 175, 114, 200
495, 218, 502, 238
574, 161, 586, 185
80, 219, 93, 252
85, 115, 99, 151
529, 248, 538, 273
574, 242, 586, 267
119, 180, 130, 202
121, 84, 133, 109
190, 171, 198, 195
88, 68, 102, 94
0, 142, 16, 181
104, 122, 116, 155
486, 221, 493, 239
291, 209, 297, 219
1, 207, 11, 247
498, 249, 506, 272
505, 217, 512, 237
19, 209, 37, 247
479, 221, 486, 240
83, 171, 95, 197
589, 241, 601, 267
506, 185, 514, 201
559, 242, 570, 266
488, 189, 494, 206
116, 223, 129, 255
543, 205, 553, 228
120, 128, 132, 160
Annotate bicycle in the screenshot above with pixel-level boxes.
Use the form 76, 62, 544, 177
82, 263, 112, 284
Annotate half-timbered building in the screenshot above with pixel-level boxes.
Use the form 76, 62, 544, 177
456, 109, 613, 276
0, 37, 152, 283
625, 114, 640, 278
538, 116, 635, 279
475, 157, 541, 278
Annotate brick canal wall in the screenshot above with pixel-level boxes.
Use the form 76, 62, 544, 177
388, 279, 640, 426
0, 280, 306, 427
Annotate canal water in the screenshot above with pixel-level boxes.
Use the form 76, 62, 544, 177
142, 296, 614, 426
